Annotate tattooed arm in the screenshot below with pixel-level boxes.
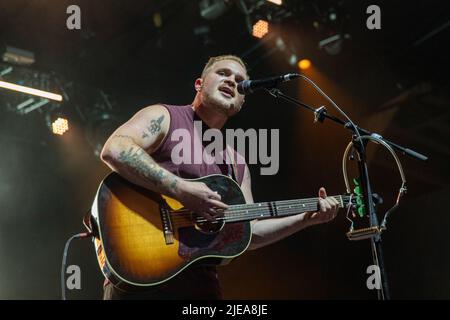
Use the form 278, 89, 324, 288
100, 105, 181, 197
100, 104, 227, 221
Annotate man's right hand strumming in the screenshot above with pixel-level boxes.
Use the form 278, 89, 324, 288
175, 180, 228, 222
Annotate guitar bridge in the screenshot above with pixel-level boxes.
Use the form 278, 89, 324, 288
160, 203, 174, 245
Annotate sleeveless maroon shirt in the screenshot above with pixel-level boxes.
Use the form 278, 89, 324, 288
153, 104, 245, 185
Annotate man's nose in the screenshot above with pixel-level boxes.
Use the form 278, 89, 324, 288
224, 78, 236, 87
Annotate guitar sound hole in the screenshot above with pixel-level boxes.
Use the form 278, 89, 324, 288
195, 219, 225, 234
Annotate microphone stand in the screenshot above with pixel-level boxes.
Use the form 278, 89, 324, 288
265, 87, 428, 300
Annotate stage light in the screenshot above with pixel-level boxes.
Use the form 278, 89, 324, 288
0, 80, 63, 101
288, 54, 298, 66
51, 117, 69, 135
153, 12, 162, 28
313, 4, 351, 56
2, 46, 35, 66
267, 0, 282, 5
329, 12, 337, 21
252, 20, 269, 39
298, 59, 311, 70
275, 37, 286, 51
199, 0, 229, 21
45, 107, 70, 136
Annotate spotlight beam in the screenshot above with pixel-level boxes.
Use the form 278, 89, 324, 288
0, 80, 63, 102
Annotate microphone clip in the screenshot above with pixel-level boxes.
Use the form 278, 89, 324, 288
266, 87, 281, 98
314, 106, 327, 123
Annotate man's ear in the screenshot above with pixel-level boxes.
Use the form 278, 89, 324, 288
194, 78, 203, 92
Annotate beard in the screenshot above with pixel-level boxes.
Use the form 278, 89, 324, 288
202, 90, 241, 117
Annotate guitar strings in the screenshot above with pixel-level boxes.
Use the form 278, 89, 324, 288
171, 202, 320, 222
169, 195, 351, 216
170, 195, 350, 214
170, 204, 323, 228
169, 195, 351, 218
169, 197, 353, 228
168, 196, 352, 226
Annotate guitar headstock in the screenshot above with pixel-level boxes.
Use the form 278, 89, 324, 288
352, 177, 366, 218
345, 177, 386, 241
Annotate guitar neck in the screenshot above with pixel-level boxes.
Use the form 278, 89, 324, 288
222, 195, 349, 223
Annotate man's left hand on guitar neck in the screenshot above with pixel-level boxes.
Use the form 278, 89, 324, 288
301, 187, 340, 226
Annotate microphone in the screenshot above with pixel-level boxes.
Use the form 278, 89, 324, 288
237, 73, 300, 95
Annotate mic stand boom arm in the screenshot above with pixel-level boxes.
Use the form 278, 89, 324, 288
266, 88, 428, 162
265, 81, 427, 300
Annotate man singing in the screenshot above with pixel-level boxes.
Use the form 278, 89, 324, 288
99, 55, 339, 299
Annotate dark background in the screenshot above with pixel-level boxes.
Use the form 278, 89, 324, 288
0, 0, 449, 299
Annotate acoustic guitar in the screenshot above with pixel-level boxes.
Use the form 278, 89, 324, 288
89, 172, 353, 290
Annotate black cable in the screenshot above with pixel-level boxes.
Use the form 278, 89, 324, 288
295, 73, 362, 142
61, 232, 93, 300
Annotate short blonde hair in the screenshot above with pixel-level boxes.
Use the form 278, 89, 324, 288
201, 55, 248, 79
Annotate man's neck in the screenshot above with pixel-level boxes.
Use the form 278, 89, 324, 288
191, 103, 228, 129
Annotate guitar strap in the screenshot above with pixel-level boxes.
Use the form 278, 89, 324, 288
225, 145, 239, 185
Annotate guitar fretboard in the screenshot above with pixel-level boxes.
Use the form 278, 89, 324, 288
220, 195, 348, 223
170, 195, 352, 226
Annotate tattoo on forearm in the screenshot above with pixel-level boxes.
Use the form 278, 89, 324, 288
142, 115, 164, 138
169, 177, 178, 191
118, 147, 166, 186
114, 134, 134, 141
